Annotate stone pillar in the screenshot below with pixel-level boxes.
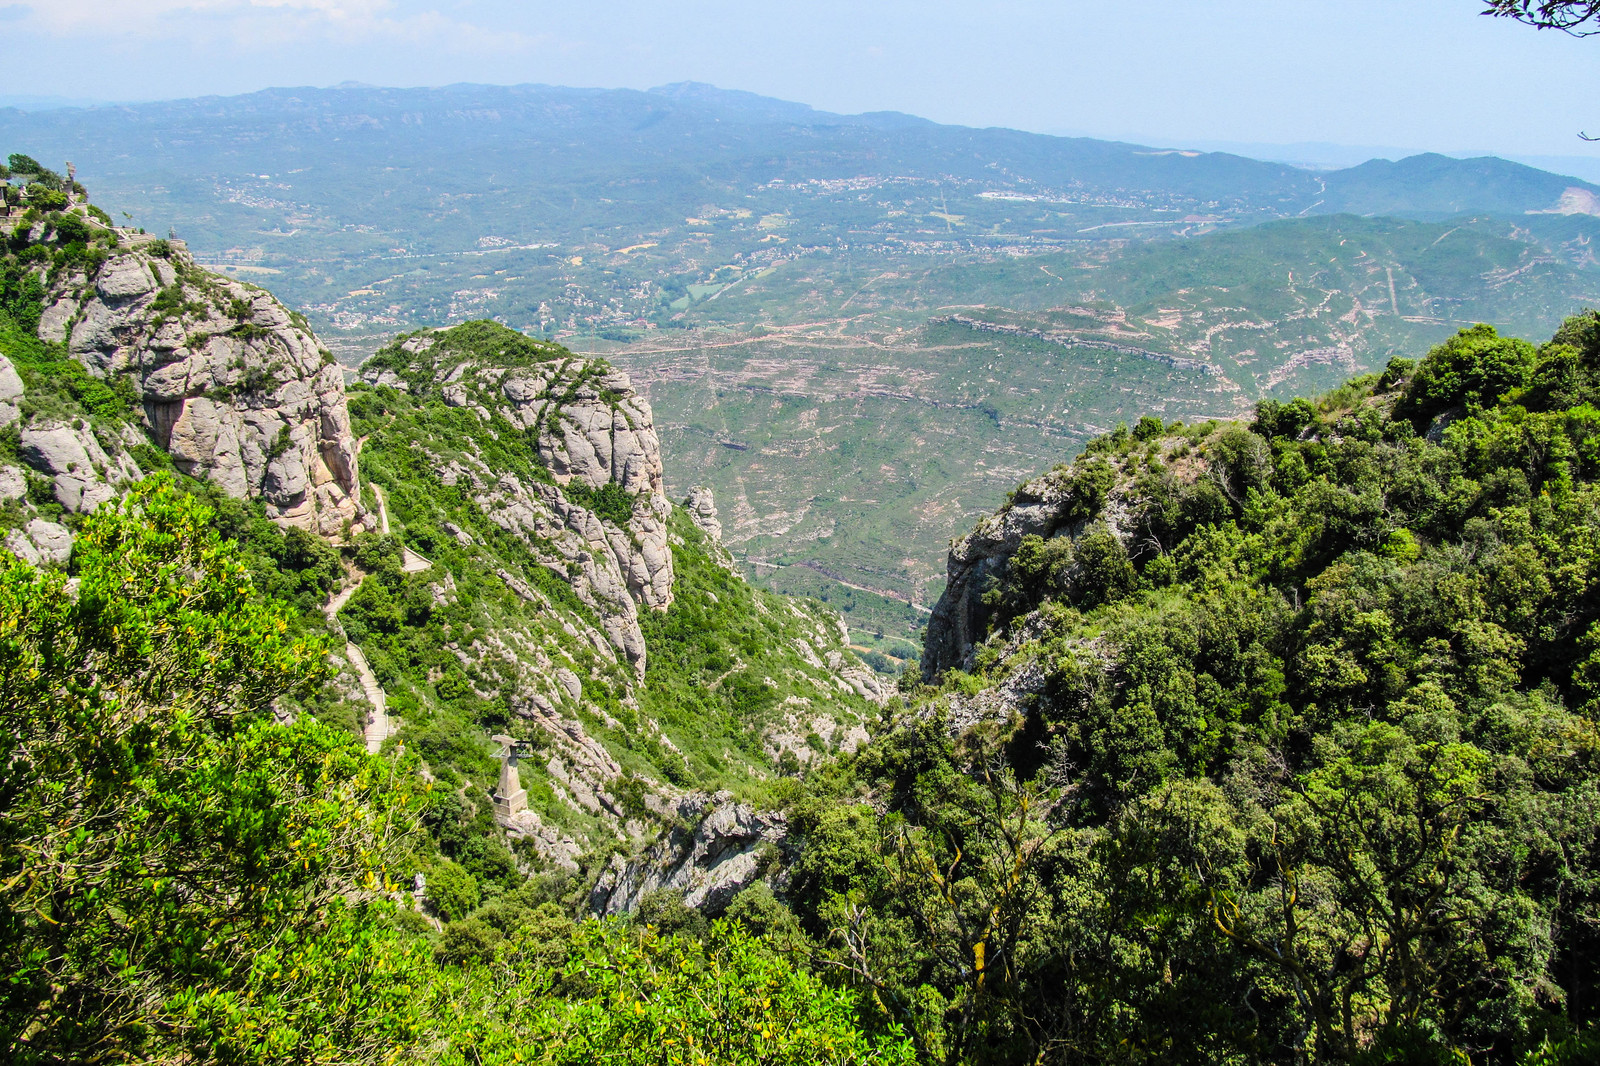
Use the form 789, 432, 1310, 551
491, 734, 527, 822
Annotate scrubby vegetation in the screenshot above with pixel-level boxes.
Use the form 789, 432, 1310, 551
343, 323, 875, 844
637, 507, 875, 789
762, 313, 1600, 1064
0, 481, 914, 1064
3, 166, 1598, 1062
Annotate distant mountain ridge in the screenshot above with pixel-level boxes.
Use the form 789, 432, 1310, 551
1319, 151, 1600, 219
5, 81, 1595, 224
7, 81, 1600, 646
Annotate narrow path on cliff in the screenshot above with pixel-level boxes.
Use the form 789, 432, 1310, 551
318, 482, 439, 753
372, 482, 432, 573
323, 572, 398, 754
348, 643, 395, 754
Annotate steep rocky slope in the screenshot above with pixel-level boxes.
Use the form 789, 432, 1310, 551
590, 791, 787, 916
0, 192, 365, 557
341, 321, 884, 863
357, 326, 672, 670
0, 176, 884, 880
48, 246, 360, 532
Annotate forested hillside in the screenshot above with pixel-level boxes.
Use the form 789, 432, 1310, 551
3, 159, 1600, 1064
813, 312, 1600, 1063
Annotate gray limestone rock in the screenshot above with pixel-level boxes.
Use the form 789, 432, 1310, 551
686, 486, 722, 543
0, 355, 22, 427
37, 298, 74, 344
504, 808, 582, 871
6, 518, 73, 566
30, 239, 366, 536
95, 255, 157, 300
0, 465, 25, 501
27, 519, 73, 564
590, 792, 787, 916
4, 529, 40, 566
826, 648, 888, 703
20, 422, 124, 513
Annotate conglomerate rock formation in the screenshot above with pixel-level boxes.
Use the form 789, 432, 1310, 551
359, 327, 674, 670
590, 791, 788, 916
29, 225, 364, 535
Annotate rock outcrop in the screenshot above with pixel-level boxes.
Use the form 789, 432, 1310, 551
685, 486, 722, 543
5, 516, 73, 567
360, 327, 673, 669
19, 420, 146, 514
589, 792, 786, 916
23, 221, 364, 535
0, 356, 22, 427
925, 458, 1140, 676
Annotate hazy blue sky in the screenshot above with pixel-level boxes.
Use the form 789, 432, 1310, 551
5, 0, 1600, 159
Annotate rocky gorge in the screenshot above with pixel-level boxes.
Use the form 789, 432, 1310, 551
0, 180, 886, 900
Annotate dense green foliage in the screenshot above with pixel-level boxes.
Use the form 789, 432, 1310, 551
767, 314, 1600, 1064
451, 919, 916, 1065
0, 480, 910, 1064
0, 480, 407, 1061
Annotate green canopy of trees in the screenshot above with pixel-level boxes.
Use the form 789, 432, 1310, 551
0, 480, 913, 1065
773, 315, 1600, 1065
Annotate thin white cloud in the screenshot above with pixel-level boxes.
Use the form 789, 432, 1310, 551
21, 0, 545, 55
28, 0, 373, 32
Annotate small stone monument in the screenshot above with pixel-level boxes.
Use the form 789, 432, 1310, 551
491, 734, 527, 822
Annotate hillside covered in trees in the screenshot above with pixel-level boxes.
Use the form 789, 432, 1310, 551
807, 312, 1600, 1064
3, 157, 1600, 1064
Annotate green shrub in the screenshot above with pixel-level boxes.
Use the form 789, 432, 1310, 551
564, 478, 637, 525
1402, 322, 1537, 423
24, 184, 66, 211
6, 153, 44, 176
434, 917, 502, 966
500, 920, 916, 1065
426, 860, 480, 921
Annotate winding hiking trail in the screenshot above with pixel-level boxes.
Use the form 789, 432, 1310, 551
324, 575, 397, 754
373, 482, 432, 573
323, 483, 428, 754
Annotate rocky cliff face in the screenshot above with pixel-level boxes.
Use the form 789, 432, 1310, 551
924, 454, 1142, 676
590, 791, 787, 916
27, 225, 364, 535
359, 326, 672, 669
